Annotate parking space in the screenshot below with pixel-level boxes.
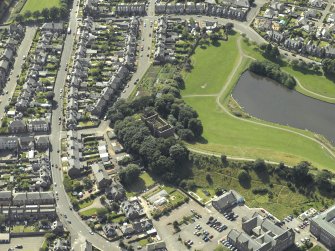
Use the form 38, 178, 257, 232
0, 236, 45, 251
153, 200, 260, 250
285, 218, 315, 248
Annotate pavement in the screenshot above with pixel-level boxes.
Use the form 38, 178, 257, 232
153, 200, 258, 251
0, 236, 45, 251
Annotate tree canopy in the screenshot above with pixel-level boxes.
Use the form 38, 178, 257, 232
249, 60, 296, 89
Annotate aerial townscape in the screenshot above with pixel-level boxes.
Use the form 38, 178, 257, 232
1, 0, 335, 250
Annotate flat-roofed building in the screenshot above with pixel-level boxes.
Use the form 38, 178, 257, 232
310, 205, 335, 249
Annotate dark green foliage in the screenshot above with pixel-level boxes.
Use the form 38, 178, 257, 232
114, 117, 190, 184
119, 164, 141, 185
249, 60, 296, 89
322, 59, 335, 76
260, 43, 280, 59
238, 170, 250, 183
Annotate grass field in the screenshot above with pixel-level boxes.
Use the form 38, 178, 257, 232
182, 36, 240, 95
12, 225, 36, 233
241, 39, 335, 103
186, 163, 332, 219
125, 172, 156, 197
182, 34, 335, 170
79, 208, 98, 217
310, 246, 327, 251
21, 0, 61, 14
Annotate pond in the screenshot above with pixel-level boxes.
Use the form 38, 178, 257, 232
232, 71, 335, 144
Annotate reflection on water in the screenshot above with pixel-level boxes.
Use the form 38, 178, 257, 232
232, 71, 335, 143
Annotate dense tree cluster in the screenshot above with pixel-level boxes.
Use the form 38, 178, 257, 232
259, 44, 280, 60
119, 164, 141, 185
322, 59, 335, 76
249, 60, 296, 89
274, 161, 335, 197
114, 116, 190, 184
107, 74, 203, 142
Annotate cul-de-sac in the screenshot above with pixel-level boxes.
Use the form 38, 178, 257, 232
0, 0, 335, 250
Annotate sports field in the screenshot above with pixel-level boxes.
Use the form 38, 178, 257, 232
182, 34, 335, 170
21, 0, 61, 13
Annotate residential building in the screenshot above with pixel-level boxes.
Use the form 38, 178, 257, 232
0, 191, 12, 206
35, 136, 49, 149
9, 120, 26, 133
310, 205, 335, 249
12, 191, 55, 206
106, 181, 126, 202
103, 224, 118, 238
27, 120, 49, 133
92, 163, 111, 189
212, 190, 244, 212
0, 137, 18, 150
121, 198, 145, 221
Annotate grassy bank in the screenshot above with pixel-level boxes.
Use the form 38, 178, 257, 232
184, 158, 333, 219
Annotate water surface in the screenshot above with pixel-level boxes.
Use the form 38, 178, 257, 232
232, 71, 335, 143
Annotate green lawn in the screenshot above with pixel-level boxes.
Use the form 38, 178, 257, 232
21, 0, 61, 13
186, 162, 332, 219
125, 172, 156, 195
310, 246, 327, 251
182, 35, 240, 96
12, 225, 36, 233
185, 96, 335, 169
79, 199, 94, 209
79, 208, 98, 217
182, 35, 335, 170
140, 172, 155, 187
241, 39, 335, 103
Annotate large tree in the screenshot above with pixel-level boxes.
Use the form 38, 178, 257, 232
41, 8, 50, 20
119, 164, 141, 185
32, 10, 41, 19
50, 7, 60, 20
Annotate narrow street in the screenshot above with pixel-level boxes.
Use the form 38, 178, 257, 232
0, 26, 37, 118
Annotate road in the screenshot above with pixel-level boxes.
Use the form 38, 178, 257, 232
49, 0, 121, 250
0, 26, 37, 118
120, 0, 155, 99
